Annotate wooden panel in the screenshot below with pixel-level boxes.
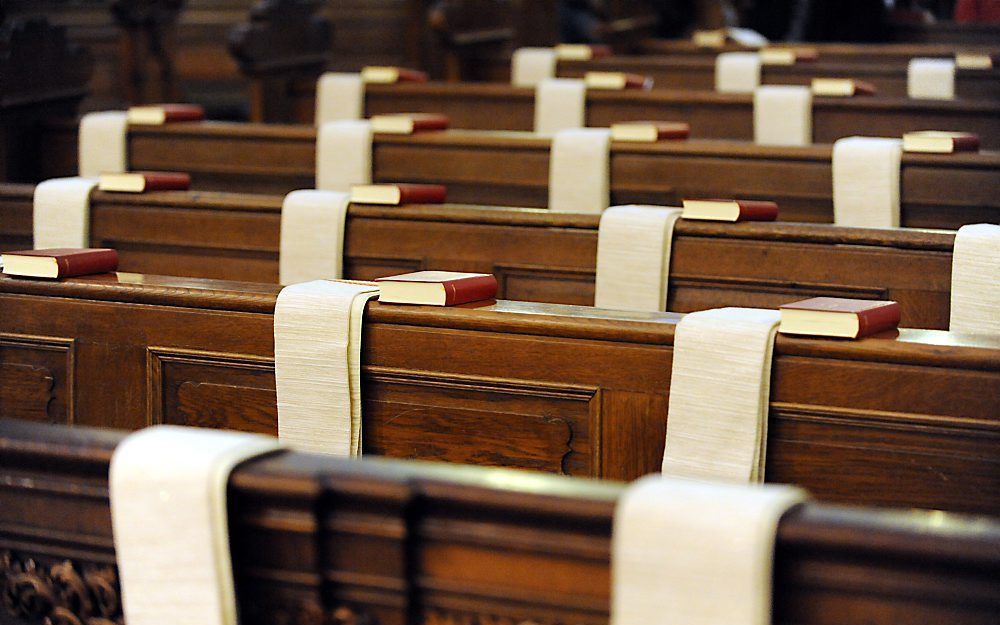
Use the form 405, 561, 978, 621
0, 334, 74, 424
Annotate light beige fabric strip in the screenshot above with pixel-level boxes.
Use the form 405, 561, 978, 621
832, 136, 903, 228
662, 307, 781, 483
548, 128, 611, 213
716, 52, 762, 93
79, 111, 128, 177
110, 425, 282, 625
594, 205, 683, 312
274, 280, 379, 455
316, 120, 373, 192
612, 475, 808, 625
535, 78, 587, 134
32, 177, 98, 249
950, 223, 1000, 336
279, 190, 352, 285
908, 58, 956, 99
512, 47, 558, 87
315, 72, 365, 125
753, 85, 812, 147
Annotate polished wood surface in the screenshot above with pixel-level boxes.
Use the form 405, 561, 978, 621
638, 38, 1000, 63
258, 81, 1000, 146
26, 125, 1000, 229
1, 419, 998, 625
0, 184, 959, 329
0, 273, 996, 512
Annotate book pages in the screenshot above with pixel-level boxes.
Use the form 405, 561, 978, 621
110, 426, 281, 625
534, 78, 586, 134
512, 47, 558, 87
594, 205, 683, 312
548, 128, 611, 214
753, 85, 812, 146
315, 72, 365, 125
612, 475, 807, 625
950, 223, 1000, 337
663, 307, 781, 482
316, 119, 373, 192
32, 177, 98, 249
908, 58, 956, 100
715, 52, 762, 93
832, 136, 903, 228
274, 280, 379, 455
79, 111, 128, 177
279, 190, 352, 285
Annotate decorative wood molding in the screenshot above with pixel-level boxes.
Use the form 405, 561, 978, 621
0, 550, 122, 625
0, 333, 76, 425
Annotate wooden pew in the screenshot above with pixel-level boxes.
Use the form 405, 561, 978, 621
253, 79, 1000, 143
27, 126, 1000, 228
1, 419, 998, 625
638, 38, 1000, 64
0, 184, 959, 330
1, 273, 997, 512
546, 55, 1000, 100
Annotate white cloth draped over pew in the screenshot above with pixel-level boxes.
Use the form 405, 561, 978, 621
32, 177, 98, 249
908, 58, 956, 100
548, 128, 611, 213
315, 72, 366, 125
754, 86, 812, 147
832, 136, 903, 228
274, 280, 379, 456
512, 47, 559, 87
316, 120, 373, 192
716, 52, 762, 93
78, 111, 128, 177
950, 223, 1000, 337
278, 190, 352, 285
535, 78, 587, 134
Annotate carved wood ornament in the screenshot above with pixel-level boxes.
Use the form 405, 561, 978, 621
1, 551, 122, 625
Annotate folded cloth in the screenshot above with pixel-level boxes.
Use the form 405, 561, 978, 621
908, 58, 956, 100
595, 206, 683, 311
33, 177, 98, 249
662, 307, 781, 483
535, 78, 587, 135
548, 128, 611, 214
612, 475, 807, 625
832, 136, 903, 228
316, 120, 373, 192
79, 111, 128, 177
950, 223, 1000, 336
274, 280, 379, 455
753, 85, 812, 147
279, 190, 352, 285
110, 425, 281, 625
315, 72, 365, 125
716, 52, 762, 93
512, 47, 558, 87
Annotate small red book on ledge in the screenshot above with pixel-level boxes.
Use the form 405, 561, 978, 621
811, 78, 876, 97
682, 199, 778, 222
584, 71, 653, 90
98, 171, 191, 193
555, 44, 612, 61
370, 113, 450, 135
779, 297, 901, 339
361, 66, 429, 84
350, 183, 447, 205
376, 271, 497, 306
611, 121, 690, 143
127, 104, 205, 125
1, 248, 118, 279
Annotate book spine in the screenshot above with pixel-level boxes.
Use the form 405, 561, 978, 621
412, 116, 450, 132
143, 172, 192, 191
443, 275, 498, 306
398, 69, 429, 83
951, 135, 981, 152
853, 80, 877, 96
398, 185, 447, 204
58, 250, 119, 277
657, 125, 690, 140
624, 74, 653, 90
856, 302, 901, 338
737, 201, 779, 222
162, 106, 206, 122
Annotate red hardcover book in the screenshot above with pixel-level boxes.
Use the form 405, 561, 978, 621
350, 183, 447, 205
611, 121, 690, 142
812, 78, 877, 97
98, 171, 191, 193
370, 113, 451, 134
555, 43, 613, 61
361, 66, 429, 84
681, 199, 779, 222
584, 71, 654, 90
903, 131, 980, 154
1, 248, 119, 279
127, 104, 205, 125
375, 271, 498, 306
779, 297, 901, 339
